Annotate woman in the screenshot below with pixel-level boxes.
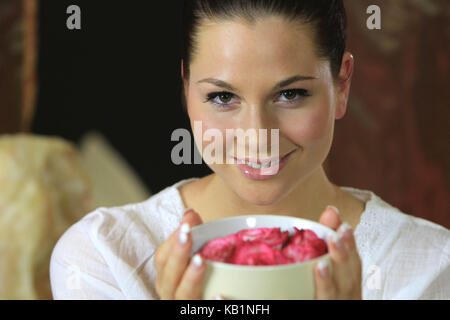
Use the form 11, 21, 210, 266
50, 0, 450, 300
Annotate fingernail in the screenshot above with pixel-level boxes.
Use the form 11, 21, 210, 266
179, 223, 190, 244
179, 232, 188, 244
318, 260, 329, 278
192, 254, 203, 268
332, 232, 344, 250
214, 294, 224, 300
183, 208, 194, 216
326, 205, 340, 215
180, 222, 190, 234
339, 222, 352, 234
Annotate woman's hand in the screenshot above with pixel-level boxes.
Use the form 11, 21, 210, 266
154, 208, 207, 300
314, 206, 363, 299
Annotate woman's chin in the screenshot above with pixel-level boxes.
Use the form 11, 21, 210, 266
214, 167, 296, 206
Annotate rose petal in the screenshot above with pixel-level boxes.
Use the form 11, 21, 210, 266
224, 233, 242, 246
229, 241, 277, 266
274, 250, 294, 265
237, 228, 289, 250
200, 238, 235, 262
282, 244, 322, 263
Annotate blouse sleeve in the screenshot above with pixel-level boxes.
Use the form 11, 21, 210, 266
49, 222, 126, 299
417, 237, 450, 300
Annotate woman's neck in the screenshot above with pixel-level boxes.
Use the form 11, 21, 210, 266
197, 166, 342, 223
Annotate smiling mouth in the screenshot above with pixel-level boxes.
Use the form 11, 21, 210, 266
233, 148, 298, 168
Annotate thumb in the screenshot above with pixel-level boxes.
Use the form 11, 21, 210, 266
318, 206, 342, 231
181, 208, 204, 228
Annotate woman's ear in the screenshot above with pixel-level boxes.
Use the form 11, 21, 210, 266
335, 52, 354, 120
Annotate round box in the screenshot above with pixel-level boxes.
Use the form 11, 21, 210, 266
190, 214, 336, 300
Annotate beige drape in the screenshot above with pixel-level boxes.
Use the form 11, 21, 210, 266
0, 134, 95, 299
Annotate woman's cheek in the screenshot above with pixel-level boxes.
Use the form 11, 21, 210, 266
283, 104, 331, 145
189, 110, 234, 163
188, 92, 234, 142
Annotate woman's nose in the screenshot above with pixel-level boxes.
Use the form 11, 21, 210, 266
240, 105, 279, 152
242, 104, 273, 131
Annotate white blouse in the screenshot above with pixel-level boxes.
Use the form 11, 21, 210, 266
49, 177, 450, 300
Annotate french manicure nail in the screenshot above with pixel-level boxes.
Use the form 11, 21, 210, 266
180, 223, 190, 234
326, 205, 340, 215
193, 254, 203, 267
179, 223, 190, 244
339, 222, 352, 234
318, 260, 329, 278
333, 232, 344, 250
179, 232, 188, 244
214, 295, 224, 300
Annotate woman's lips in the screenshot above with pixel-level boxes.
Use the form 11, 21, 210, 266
234, 148, 298, 180
234, 149, 297, 165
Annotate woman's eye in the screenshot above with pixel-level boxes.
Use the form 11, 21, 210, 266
277, 89, 311, 105
204, 92, 237, 107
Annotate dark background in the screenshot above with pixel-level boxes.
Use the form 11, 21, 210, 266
32, 0, 212, 194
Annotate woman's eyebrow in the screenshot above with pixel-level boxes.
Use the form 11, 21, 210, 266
197, 75, 317, 93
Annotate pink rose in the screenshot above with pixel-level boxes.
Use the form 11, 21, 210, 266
236, 227, 289, 250
223, 233, 243, 246
274, 249, 294, 265
282, 244, 322, 263
229, 241, 277, 266
200, 237, 235, 263
290, 227, 328, 256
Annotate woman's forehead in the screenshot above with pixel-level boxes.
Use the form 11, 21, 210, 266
191, 17, 322, 77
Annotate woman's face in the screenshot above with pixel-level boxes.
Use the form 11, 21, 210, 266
183, 16, 350, 206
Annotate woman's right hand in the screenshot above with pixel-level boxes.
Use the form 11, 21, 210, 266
154, 208, 207, 300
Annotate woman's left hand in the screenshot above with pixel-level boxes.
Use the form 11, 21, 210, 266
314, 206, 362, 299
